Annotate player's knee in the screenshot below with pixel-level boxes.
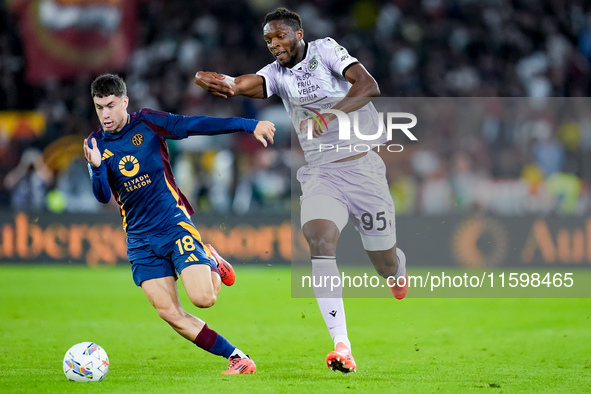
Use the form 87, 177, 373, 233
306, 236, 337, 256
303, 222, 339, 255
189, 292, 217, 308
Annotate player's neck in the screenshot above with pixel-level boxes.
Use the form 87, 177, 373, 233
289, 41, 307, 68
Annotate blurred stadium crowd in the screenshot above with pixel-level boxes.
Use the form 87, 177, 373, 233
1, 0, 590, 216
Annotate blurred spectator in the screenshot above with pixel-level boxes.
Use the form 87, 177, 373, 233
545, 172, 582, 215
54, 158, 102, 212
1, 0, 591, 216
3, 148, 53, 211
450, 152, 478, 212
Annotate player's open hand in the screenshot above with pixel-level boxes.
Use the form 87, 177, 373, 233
253, 121, 275, 147
194, 71, 235, 99
299, 117, 326, 138
299, 110, 339, 138
83, 138, 101, 168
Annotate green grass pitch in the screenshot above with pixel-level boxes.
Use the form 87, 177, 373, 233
1, 265, 590, 393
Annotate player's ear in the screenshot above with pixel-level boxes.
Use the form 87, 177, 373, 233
297, 28, 304, 41
122, 96, 129, 109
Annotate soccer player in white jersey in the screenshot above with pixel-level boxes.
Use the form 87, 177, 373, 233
194, 7, 407, 374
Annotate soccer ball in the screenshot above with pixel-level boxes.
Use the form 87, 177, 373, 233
63, 342, 109, 382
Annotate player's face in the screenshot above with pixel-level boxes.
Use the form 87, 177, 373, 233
263, 20, 304, 68
93, 95, 129, 133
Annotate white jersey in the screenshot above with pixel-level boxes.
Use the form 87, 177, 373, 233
257, 37, 386, 166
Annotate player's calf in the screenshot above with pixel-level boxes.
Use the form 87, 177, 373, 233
155, 305, 186, 327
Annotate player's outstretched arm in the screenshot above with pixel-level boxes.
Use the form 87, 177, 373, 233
194, 72, 265, 99
253, 121, 276, 147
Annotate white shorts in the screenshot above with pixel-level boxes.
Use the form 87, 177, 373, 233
297, 151, 396, 251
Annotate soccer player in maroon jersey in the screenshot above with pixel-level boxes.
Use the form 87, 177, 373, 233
84, 73, 275, 374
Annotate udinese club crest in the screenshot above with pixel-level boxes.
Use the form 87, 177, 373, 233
308, 57, 318, 71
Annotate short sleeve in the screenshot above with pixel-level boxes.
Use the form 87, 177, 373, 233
317, 37, 359, 77
256, 63, 280, 99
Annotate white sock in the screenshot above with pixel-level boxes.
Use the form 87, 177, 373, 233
229, 348, 248, 359
312, 257, 350, 350
334, 334, 351, 350
396, 248, 407, 278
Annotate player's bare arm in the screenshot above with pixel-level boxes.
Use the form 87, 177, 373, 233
83, 137, 101, 168
300, 63, 380, 138
253, 120, 276, 147
194, 72, 265, 99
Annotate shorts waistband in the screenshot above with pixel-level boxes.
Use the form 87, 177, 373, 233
318, 151, 375, 169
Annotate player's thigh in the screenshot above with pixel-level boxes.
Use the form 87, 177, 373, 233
166, 222, 216, 274
128, 237, 177, 287
301, 195, 348, 255
297, 164, 349, 234
179, 264, 219, 307
346, 154, 397, 249
165, 223, 219, 307
301, 195, 348, 233
355, 191, 397, 252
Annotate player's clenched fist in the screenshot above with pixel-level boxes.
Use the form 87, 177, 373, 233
194, 71, 235, 99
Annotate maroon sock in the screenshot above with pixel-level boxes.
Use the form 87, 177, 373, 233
194, 323, 217, 351
193, 324, 235, 358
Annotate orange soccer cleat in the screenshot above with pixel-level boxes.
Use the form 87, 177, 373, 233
389, 272, 409, 300
326, 342, 356, 373
221, 355, 256, 375
205, 244, 236, 286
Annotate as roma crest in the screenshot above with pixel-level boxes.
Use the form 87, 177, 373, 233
131, 133, 144, 146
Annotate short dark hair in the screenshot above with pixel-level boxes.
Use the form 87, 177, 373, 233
263, 7, 302, 31
91, 73, 127, 98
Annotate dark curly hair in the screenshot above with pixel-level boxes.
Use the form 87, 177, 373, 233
263, 7, 302, 31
